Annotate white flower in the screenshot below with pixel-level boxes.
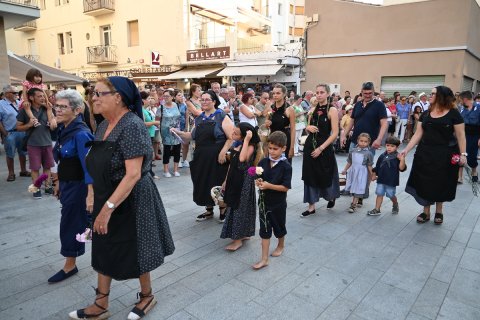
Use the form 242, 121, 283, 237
27, 184, 39, 193
256, 167, 264, 175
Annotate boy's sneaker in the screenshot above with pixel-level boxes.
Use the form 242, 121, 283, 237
348, 203, 356, 213
174, 171, 181, 177
392, 204, 399, 214
163, 172, 172, 178
44, 187, 54, 195
178, 161, 183, 168
367, 208, 381, 216
183, 160, 190, 168
357, 198, 363, 207
301, 210, 315, 217
33, 190, 42, 199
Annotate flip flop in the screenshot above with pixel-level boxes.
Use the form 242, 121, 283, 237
416, 212, 430, 223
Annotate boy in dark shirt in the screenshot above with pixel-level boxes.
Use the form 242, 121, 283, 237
368, 136, 406, 216
253, 131, 292, 270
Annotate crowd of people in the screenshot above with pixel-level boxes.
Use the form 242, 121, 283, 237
1, 68, 480, 319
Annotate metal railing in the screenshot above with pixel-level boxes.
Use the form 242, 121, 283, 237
237, 38, 264, 53
14, 20, 37, 29
0, 0, 39, 8
83, 0, 114, 13
23, 54, 40, 61
86, 45, 117, 64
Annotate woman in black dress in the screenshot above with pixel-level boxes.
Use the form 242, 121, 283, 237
301, 84, 340, 217
401, 86, 466, 225
69, 77, 174, 320
265, 83, 296, 162
173, 90, 234, 222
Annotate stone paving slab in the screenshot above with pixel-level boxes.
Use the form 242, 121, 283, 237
1, 149, 480, 319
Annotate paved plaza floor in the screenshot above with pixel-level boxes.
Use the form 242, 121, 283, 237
0, 148, 480, 320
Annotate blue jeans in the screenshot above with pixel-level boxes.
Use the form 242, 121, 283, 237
4, 131, 27, 158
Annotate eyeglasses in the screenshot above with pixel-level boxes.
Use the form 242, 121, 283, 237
94, 91, 116, 97
6, 91, 18, 94
163, 95, 171, 98
200, 98, 213, 103
430, 92, 436, 96
54, 104, 70, 111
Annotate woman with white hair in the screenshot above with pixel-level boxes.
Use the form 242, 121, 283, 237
48, 89, 94, 283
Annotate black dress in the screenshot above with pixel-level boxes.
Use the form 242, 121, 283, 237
220, 148, 256, 240
190, 110, 229, 207
86, 112, 175, 280
270, 102, 292, 162
406, 109, 464, 205
302, 105, 340, 203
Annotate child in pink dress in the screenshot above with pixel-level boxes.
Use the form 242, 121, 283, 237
20, 68, 52, 127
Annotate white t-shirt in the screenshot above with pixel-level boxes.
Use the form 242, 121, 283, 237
239, 104, 258, 127
385, 106, 392, 123
218, 95, 233, 119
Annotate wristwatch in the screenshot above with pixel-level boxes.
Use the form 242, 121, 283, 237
461, 152, 468, 156
106, 200, 115, 209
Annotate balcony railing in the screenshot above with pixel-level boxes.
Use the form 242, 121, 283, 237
86, 45, 117, 65
83, 0, 115, 16
0, 0, 39, 8
23, 54, 40, 62
194, 36, 226, 50
13, 20, 37, 31
237, 38, 264, 54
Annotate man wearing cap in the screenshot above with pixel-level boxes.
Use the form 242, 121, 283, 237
301, 91, 314, 112
0, 85, 30, 181
412, 92, 430, 112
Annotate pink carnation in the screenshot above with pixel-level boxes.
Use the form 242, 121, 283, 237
247, 166, 257, 177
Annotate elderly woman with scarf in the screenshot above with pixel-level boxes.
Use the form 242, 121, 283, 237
69, 77, 174, 320
48, 89, 94, 284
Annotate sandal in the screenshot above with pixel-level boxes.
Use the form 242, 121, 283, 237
416, 212, 430, 223
7, 174, 15, 182
127, 289, 157, 320
19, 171, 31, 177
218, 207, 227, 223
68, 287, 110, 319
434, 213, 443, 225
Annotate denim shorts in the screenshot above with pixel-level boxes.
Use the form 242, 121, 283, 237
375, 183, 396, 198
4, 131, 27, 158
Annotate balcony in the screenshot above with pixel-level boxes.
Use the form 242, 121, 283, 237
23, 54, 39, 61
86, 45, 117, 65
0, 0, 40, 29
13, 19, 36, 31
83, 0, 114, 16
237, 38, 265, 54
0, 0, 38, 8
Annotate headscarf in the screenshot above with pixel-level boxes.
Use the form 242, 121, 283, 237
108, 76, 143, 119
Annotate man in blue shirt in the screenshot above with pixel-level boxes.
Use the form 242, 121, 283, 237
0, 85, 29, 181
340, 81, 388, 155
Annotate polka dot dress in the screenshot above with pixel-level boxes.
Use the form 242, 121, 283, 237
96, 112, 175, 276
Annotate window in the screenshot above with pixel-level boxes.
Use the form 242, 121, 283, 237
57, 33, 65, 55
101, 25, 112, 46
294, 28, 304, 36
127, 20, 139, 47
295, 6, 305, 15
290, 4, 294, 14
55, 0, 60, 5
39, 0, 46, 9
278, 3, 282, 15
66, 32, 73, 53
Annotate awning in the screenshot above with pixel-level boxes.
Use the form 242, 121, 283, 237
161, 66, 224, 80
217, 65, 282, 77
8, 53, 85, 84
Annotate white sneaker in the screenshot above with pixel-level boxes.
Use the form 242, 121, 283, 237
178, 161, 183, 168
163, 172, 172, 178
174, 171, 180, 177
183, 160, 190, 168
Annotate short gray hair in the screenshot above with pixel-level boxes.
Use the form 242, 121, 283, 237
2, 84, 14, 92
220, 88, 228, 94
55, 89, 84, 111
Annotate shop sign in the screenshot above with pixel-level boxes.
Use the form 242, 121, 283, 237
151, 51, 160, 67
187, 46, 230, 62
82, 65, 181, 81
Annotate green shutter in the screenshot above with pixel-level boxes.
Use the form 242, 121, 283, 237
380, 75, 445, 97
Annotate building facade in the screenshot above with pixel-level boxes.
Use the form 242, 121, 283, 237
302, 0, 480, 96
6, 0, 306, 92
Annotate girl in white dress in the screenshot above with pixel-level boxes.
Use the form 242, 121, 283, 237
341, 133, 374, 213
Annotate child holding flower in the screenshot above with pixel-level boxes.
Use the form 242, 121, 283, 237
220, 123, 263, 251
253, 131, 292, 270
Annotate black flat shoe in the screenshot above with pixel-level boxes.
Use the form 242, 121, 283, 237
416, 212, 430, 224
48, 266, 78, 283
301, 210, 315, 217
434, 212, 443, 225
327, 200, 335, 209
